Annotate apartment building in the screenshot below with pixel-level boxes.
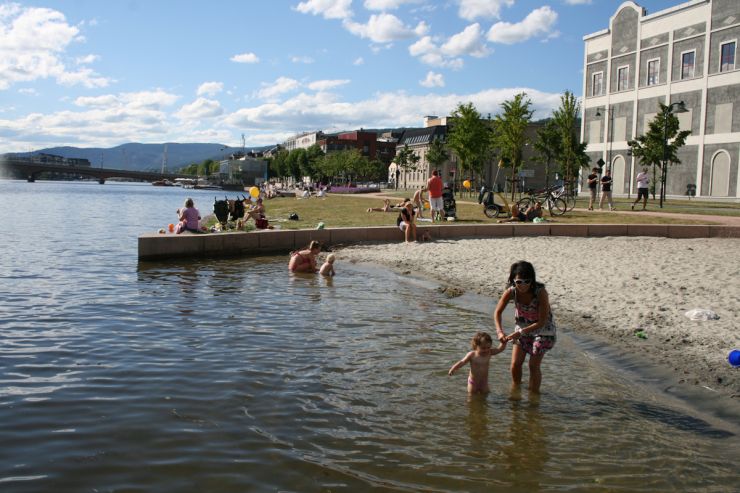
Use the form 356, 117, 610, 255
582, 0, 740, 198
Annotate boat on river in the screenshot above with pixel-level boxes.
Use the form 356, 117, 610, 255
151, 179, 175, 186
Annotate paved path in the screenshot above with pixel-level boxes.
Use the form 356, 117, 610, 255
364, 190, 740, 226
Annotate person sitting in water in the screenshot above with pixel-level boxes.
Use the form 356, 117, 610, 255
289, 240, 321, 273
175, 198, 201, 233
319, 253, 336, 277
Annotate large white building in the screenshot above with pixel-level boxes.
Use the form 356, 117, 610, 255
582, 0, 740, 199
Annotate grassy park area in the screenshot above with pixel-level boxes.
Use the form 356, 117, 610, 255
226, 190, 739, 231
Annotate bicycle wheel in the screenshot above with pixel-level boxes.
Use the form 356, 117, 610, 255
484, 204, 500, 218
548, 197, 567, 216
515, 197, 532, 210
565, 193, 577, 211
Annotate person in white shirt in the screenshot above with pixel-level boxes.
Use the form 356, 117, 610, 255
632, 168, 650, 211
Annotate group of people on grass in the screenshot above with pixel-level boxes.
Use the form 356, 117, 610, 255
174, 196, 268, 234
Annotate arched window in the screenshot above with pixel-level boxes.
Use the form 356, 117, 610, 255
611, 155, 626, 194
710, 150, 730, 197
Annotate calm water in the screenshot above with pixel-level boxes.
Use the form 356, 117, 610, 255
0, 180, 738, 492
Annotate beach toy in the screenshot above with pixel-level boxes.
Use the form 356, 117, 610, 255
168, 223, 174, 232
316, 222, 325, 230
685, 308, 719, 321
249, 186, 260, 198
463, 180, 471, 189
729, 350, 740, 367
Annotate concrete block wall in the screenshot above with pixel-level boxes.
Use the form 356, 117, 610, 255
138, 223, 740, 260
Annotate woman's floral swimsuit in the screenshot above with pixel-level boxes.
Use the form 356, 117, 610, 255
512, 285, 557, 355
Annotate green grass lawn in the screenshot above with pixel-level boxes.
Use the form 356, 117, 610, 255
209, 190, 730, 230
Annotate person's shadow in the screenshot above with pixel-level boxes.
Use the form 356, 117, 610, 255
499, 396, 549, 489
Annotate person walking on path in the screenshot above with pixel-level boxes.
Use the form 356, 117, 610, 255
599, 168, 615, 211
587, 167, 599, 210
632, 168, 650, 211
427, 170, 444, 222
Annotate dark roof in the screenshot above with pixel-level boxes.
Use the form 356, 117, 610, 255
398, 125, 446, 146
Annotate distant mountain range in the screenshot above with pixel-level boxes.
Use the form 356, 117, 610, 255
10, 143, 274, 172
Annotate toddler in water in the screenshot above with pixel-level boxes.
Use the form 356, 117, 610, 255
448, 331, 507, 394
319, 253, 336, 277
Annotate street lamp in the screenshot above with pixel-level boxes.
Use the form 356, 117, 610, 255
595, 106, 613, 200
660, 101, 687, 208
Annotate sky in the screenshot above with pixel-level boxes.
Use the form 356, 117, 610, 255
0, 0, 683, 152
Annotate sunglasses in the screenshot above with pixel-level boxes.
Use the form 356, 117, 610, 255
513, 279, 531, 285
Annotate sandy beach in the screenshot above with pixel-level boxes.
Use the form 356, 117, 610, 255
338, 236, 740, 399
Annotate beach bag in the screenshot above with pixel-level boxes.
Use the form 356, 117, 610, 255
288, 212, 299, 221
255, 217, 269, 229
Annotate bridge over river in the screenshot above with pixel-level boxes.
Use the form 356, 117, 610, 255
0, 158, 190, 184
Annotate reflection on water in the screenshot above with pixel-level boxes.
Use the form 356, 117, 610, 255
0, 180, 738, 492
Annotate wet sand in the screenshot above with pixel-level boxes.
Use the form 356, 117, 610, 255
337, 236, 740, 400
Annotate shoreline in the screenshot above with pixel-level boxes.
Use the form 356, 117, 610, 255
337, 236, 739, 402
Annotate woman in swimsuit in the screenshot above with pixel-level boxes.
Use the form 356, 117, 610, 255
288, 240, 321, 273
493, 260, 557, 394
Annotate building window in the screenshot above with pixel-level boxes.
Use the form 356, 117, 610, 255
592, 72, 603, 96
681, 51, 695, 79
617, 66, 629, 91
646, 59, 659, 85
720, 41, 736, 72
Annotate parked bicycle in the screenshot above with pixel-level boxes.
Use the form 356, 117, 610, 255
516, 186, 568, 216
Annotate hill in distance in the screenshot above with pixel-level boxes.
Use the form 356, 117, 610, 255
23, 143, 274, 172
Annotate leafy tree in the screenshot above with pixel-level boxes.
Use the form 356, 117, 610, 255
627, 103, 691, 205
552, 91, 588, 187
492, 93, 533, 200
394, 144, 419, 189
269, 149, 289, 181
533, 120, 561, 189
285, 150, 301, 183
447, 102, 491, 185
305, 144, 325, 181
425, 137, 449, 177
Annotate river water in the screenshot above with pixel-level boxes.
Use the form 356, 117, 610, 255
0, 180, 737, 492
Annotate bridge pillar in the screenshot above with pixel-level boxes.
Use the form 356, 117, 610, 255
98, 178, 106, 184
27, 174, 35, 183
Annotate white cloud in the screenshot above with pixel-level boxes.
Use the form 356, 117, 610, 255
441, 23, 489, 58
197, 81, 223, 97
564, 0, 591, 4
458, 0, 513, 21
353, 56, 365, 65
291, 55, 315, 64
175, 97, 224, 120
409, 36, 464, 70
18, 87, 38, 95
224, 87, 562, 136
0, 4, 110, 90
74, 90, 180, 110
420, 71, 444, 88
343, 13, 428, 43
364, 0, 418, 10
294, 0, 353, 19
257, 77, 300, 99
487, 6, 559, 44
75, 54, 99, 65
307, 79, 350, 91
230, 52, 259, 64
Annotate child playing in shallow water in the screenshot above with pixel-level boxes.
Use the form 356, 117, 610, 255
319, 253, 336, 277
448, 331, 507, 394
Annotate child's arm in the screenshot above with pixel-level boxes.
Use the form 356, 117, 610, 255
490, 340, 507, 355
492, 288, 512, 342
448, 352, 472, 376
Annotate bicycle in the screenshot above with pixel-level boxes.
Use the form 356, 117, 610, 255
551, 183, 577, 211
516, 186, 567, 216
478, 185, 512, 218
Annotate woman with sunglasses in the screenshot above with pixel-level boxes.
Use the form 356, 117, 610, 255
493, 260, 557, 394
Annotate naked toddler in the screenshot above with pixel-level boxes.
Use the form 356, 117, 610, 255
448, 331, 507, 393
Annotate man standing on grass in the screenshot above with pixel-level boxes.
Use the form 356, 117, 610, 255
632, 168, 649, 211
427, 170, 444, 222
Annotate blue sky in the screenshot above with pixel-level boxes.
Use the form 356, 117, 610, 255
0, 0, 681, 152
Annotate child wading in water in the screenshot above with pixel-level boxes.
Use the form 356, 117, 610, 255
319, 253, 336, 277
494, 261, 557, 394
448, 332, 507, 394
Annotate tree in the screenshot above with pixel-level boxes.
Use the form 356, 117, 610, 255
394, 144, 418, 189
492, 93, 533, 200
533, 120, 561, 189
627, 103, 691, 205
447, 102, 491, 186
552, 91, 588, 188
425, 137, 449, 177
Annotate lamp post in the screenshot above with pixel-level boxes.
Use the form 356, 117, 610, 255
660, 101, 687, 208
595, 106, 613, 194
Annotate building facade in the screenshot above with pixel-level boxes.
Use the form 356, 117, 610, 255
582, 0, 740, 199
317, 130, 397, 164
